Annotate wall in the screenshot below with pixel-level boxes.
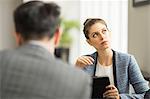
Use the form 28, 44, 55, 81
128, 0, 150, 73
0, 0, 22, 50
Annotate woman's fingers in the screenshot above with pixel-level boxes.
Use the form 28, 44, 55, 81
103, 88, 118, 96
103, 85, 120, 99
81, 56, 94, 65
75, 56, 94, 68
77, 56, 94, 66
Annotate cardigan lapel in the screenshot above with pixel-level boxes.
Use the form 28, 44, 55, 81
112, 50, 118, 89
92, 52, 98, 77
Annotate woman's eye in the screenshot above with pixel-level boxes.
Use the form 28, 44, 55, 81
102, 30, 107, 34
93, 33, 98, 37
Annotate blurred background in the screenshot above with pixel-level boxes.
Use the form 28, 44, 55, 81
0, 0, 150, 78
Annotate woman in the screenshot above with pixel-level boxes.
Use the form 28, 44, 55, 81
75, 18, 149, 99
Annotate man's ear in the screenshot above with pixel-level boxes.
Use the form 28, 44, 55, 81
13, 32, 22, 46
54, 27, 61, 47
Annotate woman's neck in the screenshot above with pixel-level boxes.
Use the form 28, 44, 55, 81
97, 48, 113, 66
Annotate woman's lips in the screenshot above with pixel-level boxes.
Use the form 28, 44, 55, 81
100, 40, 108, 45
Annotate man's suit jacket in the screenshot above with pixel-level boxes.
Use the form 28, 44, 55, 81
83, 50, 149, 99
0, 44, 91, 99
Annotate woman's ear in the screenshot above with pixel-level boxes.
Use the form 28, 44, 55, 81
86, 39, 92, 46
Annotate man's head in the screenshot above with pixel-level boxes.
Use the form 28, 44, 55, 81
13, 1, 60, 45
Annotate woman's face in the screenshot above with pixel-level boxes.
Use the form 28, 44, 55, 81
87, 22, 111, 51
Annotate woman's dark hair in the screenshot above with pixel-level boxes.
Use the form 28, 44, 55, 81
14, 1, 60, 40
83, 18, 107, 39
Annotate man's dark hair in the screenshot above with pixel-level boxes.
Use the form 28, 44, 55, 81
14, 1, 60, 40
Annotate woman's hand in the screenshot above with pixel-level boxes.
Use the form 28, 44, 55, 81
103, 85, 120, 99
75, 56, 94, 68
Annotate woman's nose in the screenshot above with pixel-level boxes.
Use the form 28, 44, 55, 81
99, 33, 105, 40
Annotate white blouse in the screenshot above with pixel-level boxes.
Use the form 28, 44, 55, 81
95, 61, 114, 85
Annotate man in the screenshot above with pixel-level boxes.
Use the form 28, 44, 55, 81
0, 1, 91, 99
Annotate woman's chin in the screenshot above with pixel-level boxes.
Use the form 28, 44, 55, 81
97, 45, 111, 51
98, 47, 110, 51
103, 45, 110, 49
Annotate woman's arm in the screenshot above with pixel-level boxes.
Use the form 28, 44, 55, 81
120, 55, 149, 98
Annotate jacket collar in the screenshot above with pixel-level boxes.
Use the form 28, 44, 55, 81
17, 43, 54, 60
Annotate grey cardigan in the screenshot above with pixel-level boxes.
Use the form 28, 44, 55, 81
83, 50, 149, 99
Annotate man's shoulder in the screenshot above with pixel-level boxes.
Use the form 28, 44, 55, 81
0, 50, 91, 98
53, 58, 90, 78
0, 46, 90, 80
0, 49, 16, 59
